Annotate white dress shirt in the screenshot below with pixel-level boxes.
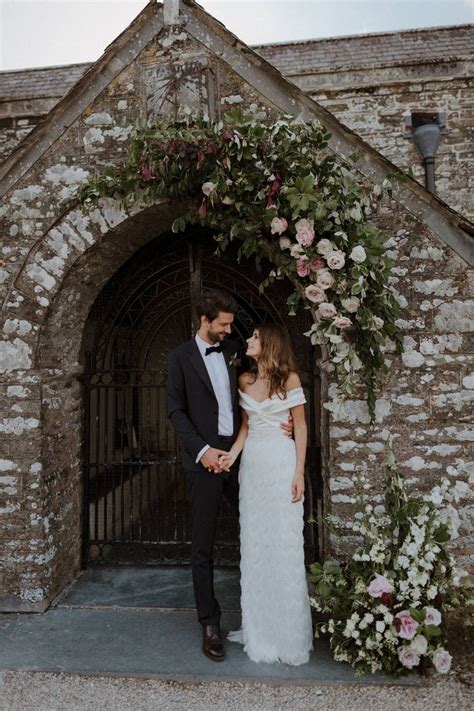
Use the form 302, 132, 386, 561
195, 333, 234, 463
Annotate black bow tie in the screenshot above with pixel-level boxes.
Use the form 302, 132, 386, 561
205, 344, 223, 356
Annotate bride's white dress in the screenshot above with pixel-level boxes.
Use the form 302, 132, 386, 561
228, 386, 313, 665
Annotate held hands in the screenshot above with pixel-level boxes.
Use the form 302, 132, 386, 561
291, 471, 305, 503
201, 447, 229, 474
217, 450, 237, 472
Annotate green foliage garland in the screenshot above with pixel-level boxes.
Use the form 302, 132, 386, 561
76, 110, 404, 420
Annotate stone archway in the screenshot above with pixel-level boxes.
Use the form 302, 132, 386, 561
33, 201, 183, 608
2, 197, 327, 611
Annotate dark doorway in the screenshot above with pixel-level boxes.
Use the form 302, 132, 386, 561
82, 230, 322, 566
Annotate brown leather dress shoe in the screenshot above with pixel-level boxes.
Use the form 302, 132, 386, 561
202, 624, 225, 661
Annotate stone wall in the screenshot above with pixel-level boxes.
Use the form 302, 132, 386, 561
323, 208, 473, 574
0, 4, 472, 611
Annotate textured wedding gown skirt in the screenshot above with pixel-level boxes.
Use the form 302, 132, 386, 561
228, 387, 313, 665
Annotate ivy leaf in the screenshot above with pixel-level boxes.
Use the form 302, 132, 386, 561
317, 581, 332, 598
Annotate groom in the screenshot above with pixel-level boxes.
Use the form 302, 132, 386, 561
167, 289, 293, 661
167, 289, 243, 661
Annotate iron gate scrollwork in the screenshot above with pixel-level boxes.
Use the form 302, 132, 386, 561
82, 231, 321, 566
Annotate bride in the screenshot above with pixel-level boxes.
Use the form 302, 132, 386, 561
218, 323, 313, 665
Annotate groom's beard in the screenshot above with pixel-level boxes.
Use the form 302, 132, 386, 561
208, 327, 227, 343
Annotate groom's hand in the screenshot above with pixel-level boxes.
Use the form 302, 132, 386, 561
280, 414, 294, 438
201, 447, 228, 473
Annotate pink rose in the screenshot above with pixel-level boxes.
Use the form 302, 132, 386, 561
367, 573, 394, 598
316, 269, 335, 290
295, 218, 315, 246
395, 610, 419, 640
424, 607, 442, 626
271, 216, 288, 235
326, 250, 346, 270
305, 285, 327, 304
397, 646, 420, 669
309, 257, 325, 272
296, 259, 311, 277
332, 316, 352, 329
433, 648, 452, 674
318, 302, 337, 319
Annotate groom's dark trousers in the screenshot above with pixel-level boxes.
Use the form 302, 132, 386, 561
167, 338, 242, 627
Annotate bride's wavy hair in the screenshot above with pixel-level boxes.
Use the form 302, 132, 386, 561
248, 322, 298, 398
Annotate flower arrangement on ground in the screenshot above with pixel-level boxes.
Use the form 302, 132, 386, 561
310, 442, 468, 676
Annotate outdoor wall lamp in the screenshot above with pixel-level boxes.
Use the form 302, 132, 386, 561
404, 110, 447, 194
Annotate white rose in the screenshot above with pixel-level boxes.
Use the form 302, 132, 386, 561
290, 242, 305, 258
326, 250, 346, 270
433, 648, 452, 674
295, 218, 315, 246
316, 269, 335, 290
305, 285, 327, 304
372, 316, 384, 330
221, 195, 234, 205
202, 181, 216, 196
295, 217, 313, 231
318, 302, 337, 319
397, 646, 420, 669
316, 238, 333, 256
271, 216, 288, 235
279, 236, 291, 250
424, 607, 442, 626
350, 245, 367, 263
410, 635, 428, 656
341, 297, 360, 313
375, 621, 385, 633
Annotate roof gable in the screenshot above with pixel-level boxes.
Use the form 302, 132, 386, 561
0, 0, 472, 264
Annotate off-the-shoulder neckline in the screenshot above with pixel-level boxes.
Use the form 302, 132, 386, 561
238, 386, 304, 405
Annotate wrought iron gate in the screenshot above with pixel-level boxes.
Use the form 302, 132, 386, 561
82, 231, 321, 566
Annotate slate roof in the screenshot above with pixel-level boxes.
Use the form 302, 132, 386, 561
0, 63, 91, 100
254, 23, 474, 77
0, 1, 471, 263
1, 23, 472, 101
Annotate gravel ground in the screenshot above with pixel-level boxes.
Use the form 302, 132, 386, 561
1, 671, 473, 711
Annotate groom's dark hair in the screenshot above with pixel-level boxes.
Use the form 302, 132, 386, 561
196, 290, 238, 321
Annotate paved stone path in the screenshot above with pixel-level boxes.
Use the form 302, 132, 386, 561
1, 568, 471, 709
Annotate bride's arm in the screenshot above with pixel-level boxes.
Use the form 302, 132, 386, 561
218, 409, 249, 471
285, 371, 307, 502
291, 402, 307, 502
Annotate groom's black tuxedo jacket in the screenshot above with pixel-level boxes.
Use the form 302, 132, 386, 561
167, 338, 244, 472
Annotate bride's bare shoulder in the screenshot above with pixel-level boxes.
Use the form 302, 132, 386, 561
238, 372, 253, 389
285, 371, 302, 390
